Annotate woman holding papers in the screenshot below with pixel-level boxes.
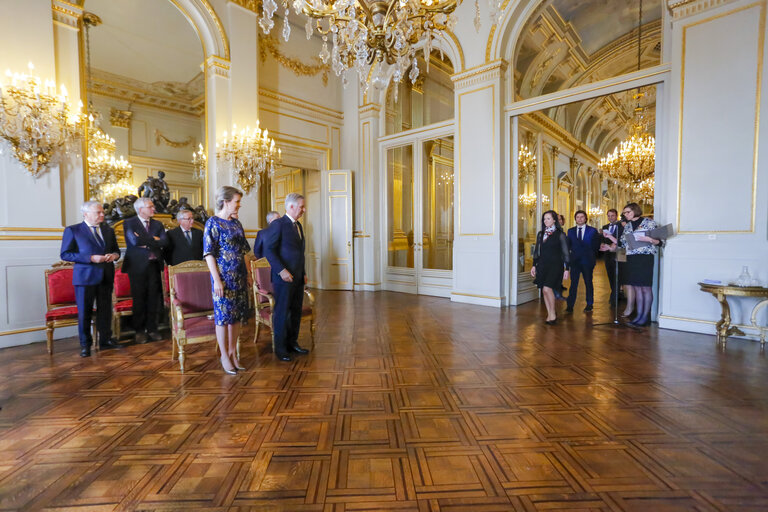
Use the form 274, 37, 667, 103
614, 203, 661, 326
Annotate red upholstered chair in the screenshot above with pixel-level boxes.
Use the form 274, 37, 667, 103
250, 258, 315, 350
44, 261, 95, 354
168, 260, 233, 371
112, 262, 133, 340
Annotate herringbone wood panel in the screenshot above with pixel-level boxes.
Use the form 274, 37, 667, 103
1, 276, 768, 511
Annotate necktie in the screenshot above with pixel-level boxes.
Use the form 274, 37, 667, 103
185, 230, 192, 245
144, 220, 150, 232
294, 221, 302, 240
578, 227, 583, 241
91, 225, 104, 247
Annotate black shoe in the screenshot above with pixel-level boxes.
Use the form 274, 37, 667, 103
80, 348, 91, 357
147, 331, 163, 342
583, 305, 593, 312
276, 354, 292, 362
545, 319, 557, 325
135, 333, 147, 344
565, 307, 574, 313
289, 345, 309, 354
554, 293, 566, 301
100, 337, 122, 349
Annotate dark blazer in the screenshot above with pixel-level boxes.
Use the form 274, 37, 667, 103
165, 226, 203, 265
601, 222, 623, 245
60, 221, 120, 285
567, 224, 601, 266
253, 223, 277, 259
264, 215, 305, 280
122, 215, 169, 274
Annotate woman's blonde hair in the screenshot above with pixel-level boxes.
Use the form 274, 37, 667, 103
215, 186, 242, 211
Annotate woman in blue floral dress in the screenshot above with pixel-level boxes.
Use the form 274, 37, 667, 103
204, 186, 252, 374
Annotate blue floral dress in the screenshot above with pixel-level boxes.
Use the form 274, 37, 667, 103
203, 216, 251, 325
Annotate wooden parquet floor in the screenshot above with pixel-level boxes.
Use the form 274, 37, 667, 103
2, 279, 768, 511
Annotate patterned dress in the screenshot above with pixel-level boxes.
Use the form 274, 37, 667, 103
203, 216, 251, 325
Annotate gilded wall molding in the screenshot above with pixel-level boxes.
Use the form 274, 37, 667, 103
452, 60, 507, 90
205, 55, 231, 79
259, 88, 344, 123
228, 0, 258, 13
52, 0, 82, 28
155, 130, 194, 148
668, 0, 741, 18
259, 35, 330, 86
110, 108, 132, 128
358, 103, 382, 118
90, 70, 204, 116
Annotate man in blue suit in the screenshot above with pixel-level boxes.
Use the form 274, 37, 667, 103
122, 197, 169, 344
253, 210, 280, 259
60, 201, 122, 357
264, 193, 309, 361
565, 210, 601, 313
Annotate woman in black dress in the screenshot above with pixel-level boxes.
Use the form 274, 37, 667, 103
531, 210, 570, 324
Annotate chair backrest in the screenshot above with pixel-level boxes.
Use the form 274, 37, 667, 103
168, 260, 213, 314
251, 258, 273, 299
114, 262, 131, 299
45, 262, 75, 308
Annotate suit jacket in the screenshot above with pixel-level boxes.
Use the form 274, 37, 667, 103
60, 221, 120, 286
165, 226, 203, 265
601, 222, 624, 246
567, 224, 601, 266
122, 215, 169, 274
253, 223, 277, 259
264, 215, 305, 281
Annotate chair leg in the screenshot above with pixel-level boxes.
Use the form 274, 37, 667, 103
171, 336, 177, 361
178, 343, 186, 372
254, 321, 261, 344
310, 314, 316, 349
46, 324, 53, 355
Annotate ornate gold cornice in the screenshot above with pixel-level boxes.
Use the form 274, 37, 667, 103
110, 108, 132, 128
90, 69, 204, 116
668, 0, 741, 18
229, 0, 258, 13
359, 103, 382, 117
205, 55, 231, 79
259, 34, 330, 86
52, 0, 82, 28
451, 60, 507, 89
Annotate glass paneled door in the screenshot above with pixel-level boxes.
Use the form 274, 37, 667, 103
385, 136, 454, 297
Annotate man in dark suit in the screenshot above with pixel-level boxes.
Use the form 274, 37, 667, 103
253, 210, 280, 259
165, 208, 203, 265
565, 210, 601, 313
60, 201, 122, 357
601, 208, 624, 306
122, 197, 168, 343
264, 193, 309, 361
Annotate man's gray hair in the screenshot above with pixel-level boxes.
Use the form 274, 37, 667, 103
285, 193, 304, 207
266, 211, 280, 224
134, 197, 153, 210
176, 208, 195, 220
81, 200, 101, 213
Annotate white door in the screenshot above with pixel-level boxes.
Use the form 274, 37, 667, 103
321, 170, 353, 290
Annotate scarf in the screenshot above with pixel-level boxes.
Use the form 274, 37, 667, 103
542, 225, 556, 242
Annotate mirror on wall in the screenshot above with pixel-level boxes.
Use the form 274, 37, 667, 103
83, 0, 205, 215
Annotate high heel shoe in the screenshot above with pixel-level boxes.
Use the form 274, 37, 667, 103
233, 359, 246, 371
220, 358, 237, 375
545, 318, 557, 325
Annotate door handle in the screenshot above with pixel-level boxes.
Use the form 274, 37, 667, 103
347, 240, 351, 253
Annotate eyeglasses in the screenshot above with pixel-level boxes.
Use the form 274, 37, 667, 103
622, 210, 632, 215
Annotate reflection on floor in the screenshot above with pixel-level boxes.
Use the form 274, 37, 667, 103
1, 271, 767, 510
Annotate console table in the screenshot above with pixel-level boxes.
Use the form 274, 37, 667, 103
698, 283, 768, 346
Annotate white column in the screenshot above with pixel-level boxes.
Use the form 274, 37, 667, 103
204, 55, 231, 210
354, 103, 382, 290
451, 62, 506, 307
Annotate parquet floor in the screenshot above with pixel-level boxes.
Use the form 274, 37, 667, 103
2, 275, 768, 511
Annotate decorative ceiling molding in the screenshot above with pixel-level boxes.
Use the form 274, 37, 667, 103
667, 0, 739, 18
259, 34, 330, 86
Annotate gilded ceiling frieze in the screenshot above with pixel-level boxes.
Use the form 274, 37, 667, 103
259, 35, 330, 86
155, 129, 194, 148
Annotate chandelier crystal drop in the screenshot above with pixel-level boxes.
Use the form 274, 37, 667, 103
518, 144, 536, 181
257, 0, 468, 90
87, 119, 133, 203
191, 143, 207, 182
0, 62, 86, 178
217, 122, 282, 195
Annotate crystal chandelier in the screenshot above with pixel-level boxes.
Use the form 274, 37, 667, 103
519, 192, 548, 210
518, 144, 536, 181
217, 122, 282, 194
258, 0, 468, 91
588, 206, 604, 218
87, 121, 133, 203
191, 143, 206, 181
0, 62, 86, 178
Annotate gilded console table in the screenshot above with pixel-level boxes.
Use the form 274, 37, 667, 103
698, 283, 768, 346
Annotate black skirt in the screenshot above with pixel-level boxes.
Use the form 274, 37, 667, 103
625, 254, 654, 286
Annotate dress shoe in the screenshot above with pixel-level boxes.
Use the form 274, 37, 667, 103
545, 319, 557, 325
134, 333, 147, 344
583, 305, 593, 312
147, 331, 163, 342
276, 354, 292, 362
100, 337, 122, 349
288, 345, 309, 354
80, 347, 91, 357
220, 358, 237, 375
565, 307, 574, 313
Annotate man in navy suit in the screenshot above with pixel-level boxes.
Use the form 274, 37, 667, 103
601, 208, 624, 305
122, 197, 169, 344
253, 210, 280, 259
60, 201, 122, 357
264, 193, 309, 361
565, 210, 601, 313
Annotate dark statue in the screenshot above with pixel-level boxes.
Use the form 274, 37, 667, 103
137, 171, 171, 213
